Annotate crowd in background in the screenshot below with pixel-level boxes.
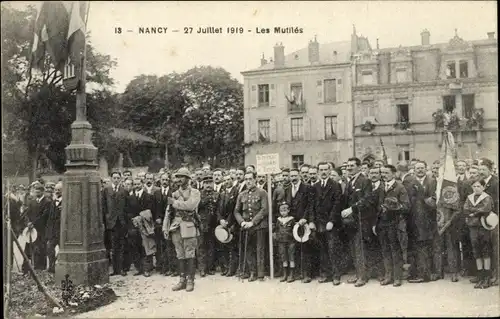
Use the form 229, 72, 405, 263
4, 156, 498, 291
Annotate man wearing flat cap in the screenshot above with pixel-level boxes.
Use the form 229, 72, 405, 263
197, 172, 221, 277
165, 167, 201, 292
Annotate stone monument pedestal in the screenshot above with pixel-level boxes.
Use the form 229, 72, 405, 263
55, 120, 109, 286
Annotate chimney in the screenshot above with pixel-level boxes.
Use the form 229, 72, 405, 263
273, 42, 285, 67
260, 53, 267, 66
308, 35, 319, 63
421, 29, 430, 45
487, 32, 495, 39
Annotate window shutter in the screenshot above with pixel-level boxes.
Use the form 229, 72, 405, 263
336, 78, 343, 102
304, 117, 311, 141
283, 118, 291, 142
251, 85, 257, 108
270, 119, 277, 142
269, 84, 276, 107
316, 80, 324, 103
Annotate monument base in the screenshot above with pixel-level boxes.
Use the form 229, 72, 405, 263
55, 166, 109, 286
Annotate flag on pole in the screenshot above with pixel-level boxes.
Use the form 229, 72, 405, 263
30, 1, 87, 73
435, 131, 460, 210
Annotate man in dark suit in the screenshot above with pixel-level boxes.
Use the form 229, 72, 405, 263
310, 162, 343, 285
218, 174, 239, 276
153, 172, 175, 275
377, 164, 410, 287
408, 161, 437, 283
341, 157, 375, 287
459, 165, 479, 277
46, 182, 63, 273
102, 172, 128, 276
235, 168, 247, 195
479, 158, 499, 286
285, 168, 313, 282
125, 177, 154, 277
22, 184, 52, 272
366, 166, 385, 281
192, 169, 204, 190
144, 173, 160, 195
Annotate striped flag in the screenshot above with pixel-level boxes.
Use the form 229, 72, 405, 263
30, 1, 87, 73
436, 131, 460, 210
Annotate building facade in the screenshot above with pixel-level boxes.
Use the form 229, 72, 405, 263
241, 38, 355, 168
352, 29, 498, 165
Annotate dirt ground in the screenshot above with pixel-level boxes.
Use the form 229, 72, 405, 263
76, 272, 499, 318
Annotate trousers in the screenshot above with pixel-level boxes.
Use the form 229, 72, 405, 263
317, 230, 342, 279
197, 230, 216, 271
378, 224, 403, 280
432, 229, 459, 276
110, 220, 127, 273
242, 229, 266, 278
349, 229, 370, 281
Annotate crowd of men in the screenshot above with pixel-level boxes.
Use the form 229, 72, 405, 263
4, 156, 498, 292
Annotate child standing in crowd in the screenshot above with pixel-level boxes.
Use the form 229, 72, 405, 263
464, 180, 494, 289
274, 201, 296, 283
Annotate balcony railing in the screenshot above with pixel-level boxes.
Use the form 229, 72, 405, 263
287, 100, 307, 114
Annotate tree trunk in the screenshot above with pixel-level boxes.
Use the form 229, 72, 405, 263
27, 148, 39, 184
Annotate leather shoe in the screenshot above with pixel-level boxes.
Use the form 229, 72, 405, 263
248, 273, 257, 282
450, 273, 459, 282
133, 271, 143, 276
207, 270, 215, 276
430, 273, 441, 281
240, 273, 250, 279
354, 279, 366, 287
380, 278, 393, 286
332, 278, 341, 286
200, 270, 206, 277
109, 272, 119, 276
144, 271, 151, 277
347, 276, 358, 284
393, 279, 402, 287
318, 277, 329, 283
302, 277, 312, 283
121, 271, 127, 276
408, 278, 426, 283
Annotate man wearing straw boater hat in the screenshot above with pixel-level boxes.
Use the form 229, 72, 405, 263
164, 167, 201, 292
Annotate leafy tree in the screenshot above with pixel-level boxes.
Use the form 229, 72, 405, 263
1, 3, 119, 181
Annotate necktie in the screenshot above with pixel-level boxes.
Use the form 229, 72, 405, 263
136, 192, 140, 198
322, 181, 326, 188
385, 183, 390, 191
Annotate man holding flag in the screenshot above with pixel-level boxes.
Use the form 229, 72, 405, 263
432, 130, 462, 282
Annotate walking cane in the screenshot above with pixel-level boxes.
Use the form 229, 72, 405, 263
238, 228, 243, 278
300, 240, 304, 279
242, 229, 249, 282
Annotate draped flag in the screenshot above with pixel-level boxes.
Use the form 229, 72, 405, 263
30, 1, 87, 73
435, 131, 460, 210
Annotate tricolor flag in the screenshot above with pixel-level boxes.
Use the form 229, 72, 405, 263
30, 1, 88, 73
435, 131, 460, 210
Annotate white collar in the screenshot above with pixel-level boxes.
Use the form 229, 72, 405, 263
372, 180, 381, 190
162, 186, 169, 193
112, 183, 120, 190
350, 172, 361, 184
401, 173, 410, 181
135, 189, 144, 197
226, 185, 233, 192
416, 175, 426, 183
292, 181, 301, 188
320, 178, 329, 185
385, 179, 395, 188
239, 182, 246, 190
37, 195, 44, 203
277, 216, 294, 224
484, 175, 492, 185
467, 192, 488, 206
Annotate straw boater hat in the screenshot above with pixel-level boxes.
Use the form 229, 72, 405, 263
214, 225, 233, 244
22, 227, 38, 243
481, 212, 499, 231
175, 167, 191, 179
293, 223, 311, 243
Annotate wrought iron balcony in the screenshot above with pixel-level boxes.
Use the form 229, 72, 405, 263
287, 100, 306, 114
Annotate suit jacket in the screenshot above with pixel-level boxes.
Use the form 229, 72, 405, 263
213, 183, 225, 193
218, 186, 238, 226
378, 180, 410, 226
153, 186, 174, 221
285, 182, 312, 221
125, 189, 154, 227
25, 196, 52, 240
483, 175, 499, 214
198, 190, 221, 232
411, 175, 437, 241
102, 185, 127, 230
46, 197, 62, 242
344, 173, 375, 227
311, 179, 343, 232
370, 181, 385, 227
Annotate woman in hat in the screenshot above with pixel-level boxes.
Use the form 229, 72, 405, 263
463, 179, 494, 289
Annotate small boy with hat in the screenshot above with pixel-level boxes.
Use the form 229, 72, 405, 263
274, 201, 296, 283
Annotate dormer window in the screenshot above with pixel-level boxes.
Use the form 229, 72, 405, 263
459, 60, 468, 78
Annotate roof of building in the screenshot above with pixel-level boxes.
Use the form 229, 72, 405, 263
111, 128, 157, 144
376, 37, 496, 54
243, 41, 352, 73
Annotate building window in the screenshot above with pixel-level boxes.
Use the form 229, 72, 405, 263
443, 95, 456, 112
462, 94, 475, 118
258, 84, 269, 107
291, 155, 304, 169
397, 144, 410, 161
324, 116, 338, 140
258, 120, 270, 142
324, 79, 337, 103
459, 60, 468, 78
291, 117, 304, 141
446, 61, 456, 79
362, 71, 373, 85
397, 104, 409, 123
396, 68, 407, 83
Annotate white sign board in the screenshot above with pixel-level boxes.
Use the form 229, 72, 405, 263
256, 153, 280, 175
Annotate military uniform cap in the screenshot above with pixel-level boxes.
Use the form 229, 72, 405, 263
175, 167, 192, 179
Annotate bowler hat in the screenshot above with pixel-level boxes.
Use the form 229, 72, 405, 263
175, 167, 192, 179
481, 212, 499, 231
293, 223, 311, 243
382, 197, 402, 211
